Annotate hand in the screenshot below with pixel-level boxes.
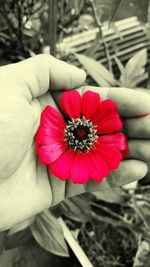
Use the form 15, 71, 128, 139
0, 55, 149, 231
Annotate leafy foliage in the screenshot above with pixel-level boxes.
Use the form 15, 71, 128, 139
119, 49, 147, 87
75, 53, 116, 86
67, 0, 84, 15
76, 186, 150, 267
0, 231, 7, 254
60, 195, 91, 223
0, 0, 48, 62
133, 240, 150, 267
76, 49, 148, 89
30, 209, 69, 257
8, 217, 35, 236
13, 238, 70, 267
6, 228, 32, 250
92, 0, 124, 25
92, 179, 123, 203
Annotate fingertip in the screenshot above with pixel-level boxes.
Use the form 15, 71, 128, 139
69, 66, 86, 89
108, 88, 150, 117
79, 69, 86, 80
9, 54, 87, 97
127, 140, 150, 161
108, 160, 148, 187
135, 161, 148, 179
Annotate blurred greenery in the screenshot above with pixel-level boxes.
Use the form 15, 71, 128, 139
0, 1, 150, 267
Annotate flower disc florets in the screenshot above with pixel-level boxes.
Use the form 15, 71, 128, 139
64, 117, 98, 151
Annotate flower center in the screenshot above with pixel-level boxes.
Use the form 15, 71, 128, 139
64, 118, 98, 151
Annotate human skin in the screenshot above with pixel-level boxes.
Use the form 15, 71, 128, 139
0, 54, 150, 231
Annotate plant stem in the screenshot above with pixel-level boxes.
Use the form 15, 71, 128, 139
147, 0, 150, 88
91, 1, 112, 73
48, 0, 57, 56
58, 217, 93, 267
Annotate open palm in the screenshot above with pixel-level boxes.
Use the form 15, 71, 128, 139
0, 54, 149, 231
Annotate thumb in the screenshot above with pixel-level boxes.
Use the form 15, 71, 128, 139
1, 54, 86, 98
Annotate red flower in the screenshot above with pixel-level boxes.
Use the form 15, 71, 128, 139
35, 90, 126, 184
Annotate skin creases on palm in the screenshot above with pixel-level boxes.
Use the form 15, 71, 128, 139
0, 92, 34, 180
0, 86, 52, 231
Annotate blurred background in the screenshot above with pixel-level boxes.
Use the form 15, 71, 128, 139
0, 0, 150, 267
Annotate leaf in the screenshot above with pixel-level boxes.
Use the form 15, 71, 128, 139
75, 53, 115, 86
8, 216, 35, 236
92, 179, 123, 203
60, 195, 91, 222
133, 240, 150, 267
129, 73, 148, 88
147, 0, 150, 30
14, 238, 66, 267
5, 228, 32, 250
92, 0, 124, 24
113, 55, 125, 76
0, 231, 7, 254
108, 0, 125, 24
120, 49, 147, 87
68, 0, 84, 15
92, 0, 105, 25
30, 210, 69, 257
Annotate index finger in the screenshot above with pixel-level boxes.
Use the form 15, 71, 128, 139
0, 54, 86, 99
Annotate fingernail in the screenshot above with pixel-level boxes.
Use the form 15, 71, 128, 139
135, 113, 149, 118
63, 86, 69, 91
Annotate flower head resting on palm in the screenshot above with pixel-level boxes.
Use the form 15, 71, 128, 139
35, 90, 126, 184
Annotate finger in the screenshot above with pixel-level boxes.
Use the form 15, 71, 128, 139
65, 180, 86, 198
86, 160, 147, 192
127, 140, 150, 161
124, 114, 150, 138
49, 174, 66, 206
80, 86, 150, 117
51, 159, 148, 201
136, 88, 150, 94
37, 92, 55, 110
108, 160, 147, 187
49, 174, 86, 205
1, 54, 86, 98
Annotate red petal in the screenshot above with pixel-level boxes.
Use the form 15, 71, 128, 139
97, 113, 123, 134
41, 105, 65, 129
81, 91, 100, 119
92, 99, 117, 124
37, 142, 66, 164
35, 106, 65, 145
86, 151, 109, 182
96, 144, 122, 169
35, 125, 65, 146
50, 149, 75, 181
71, 153, 89, 184
59, 91, 81, 119
35, 105, 66, 145
98, 133, 126, 151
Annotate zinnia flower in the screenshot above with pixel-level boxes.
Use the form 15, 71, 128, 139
35, 90, 126, 184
